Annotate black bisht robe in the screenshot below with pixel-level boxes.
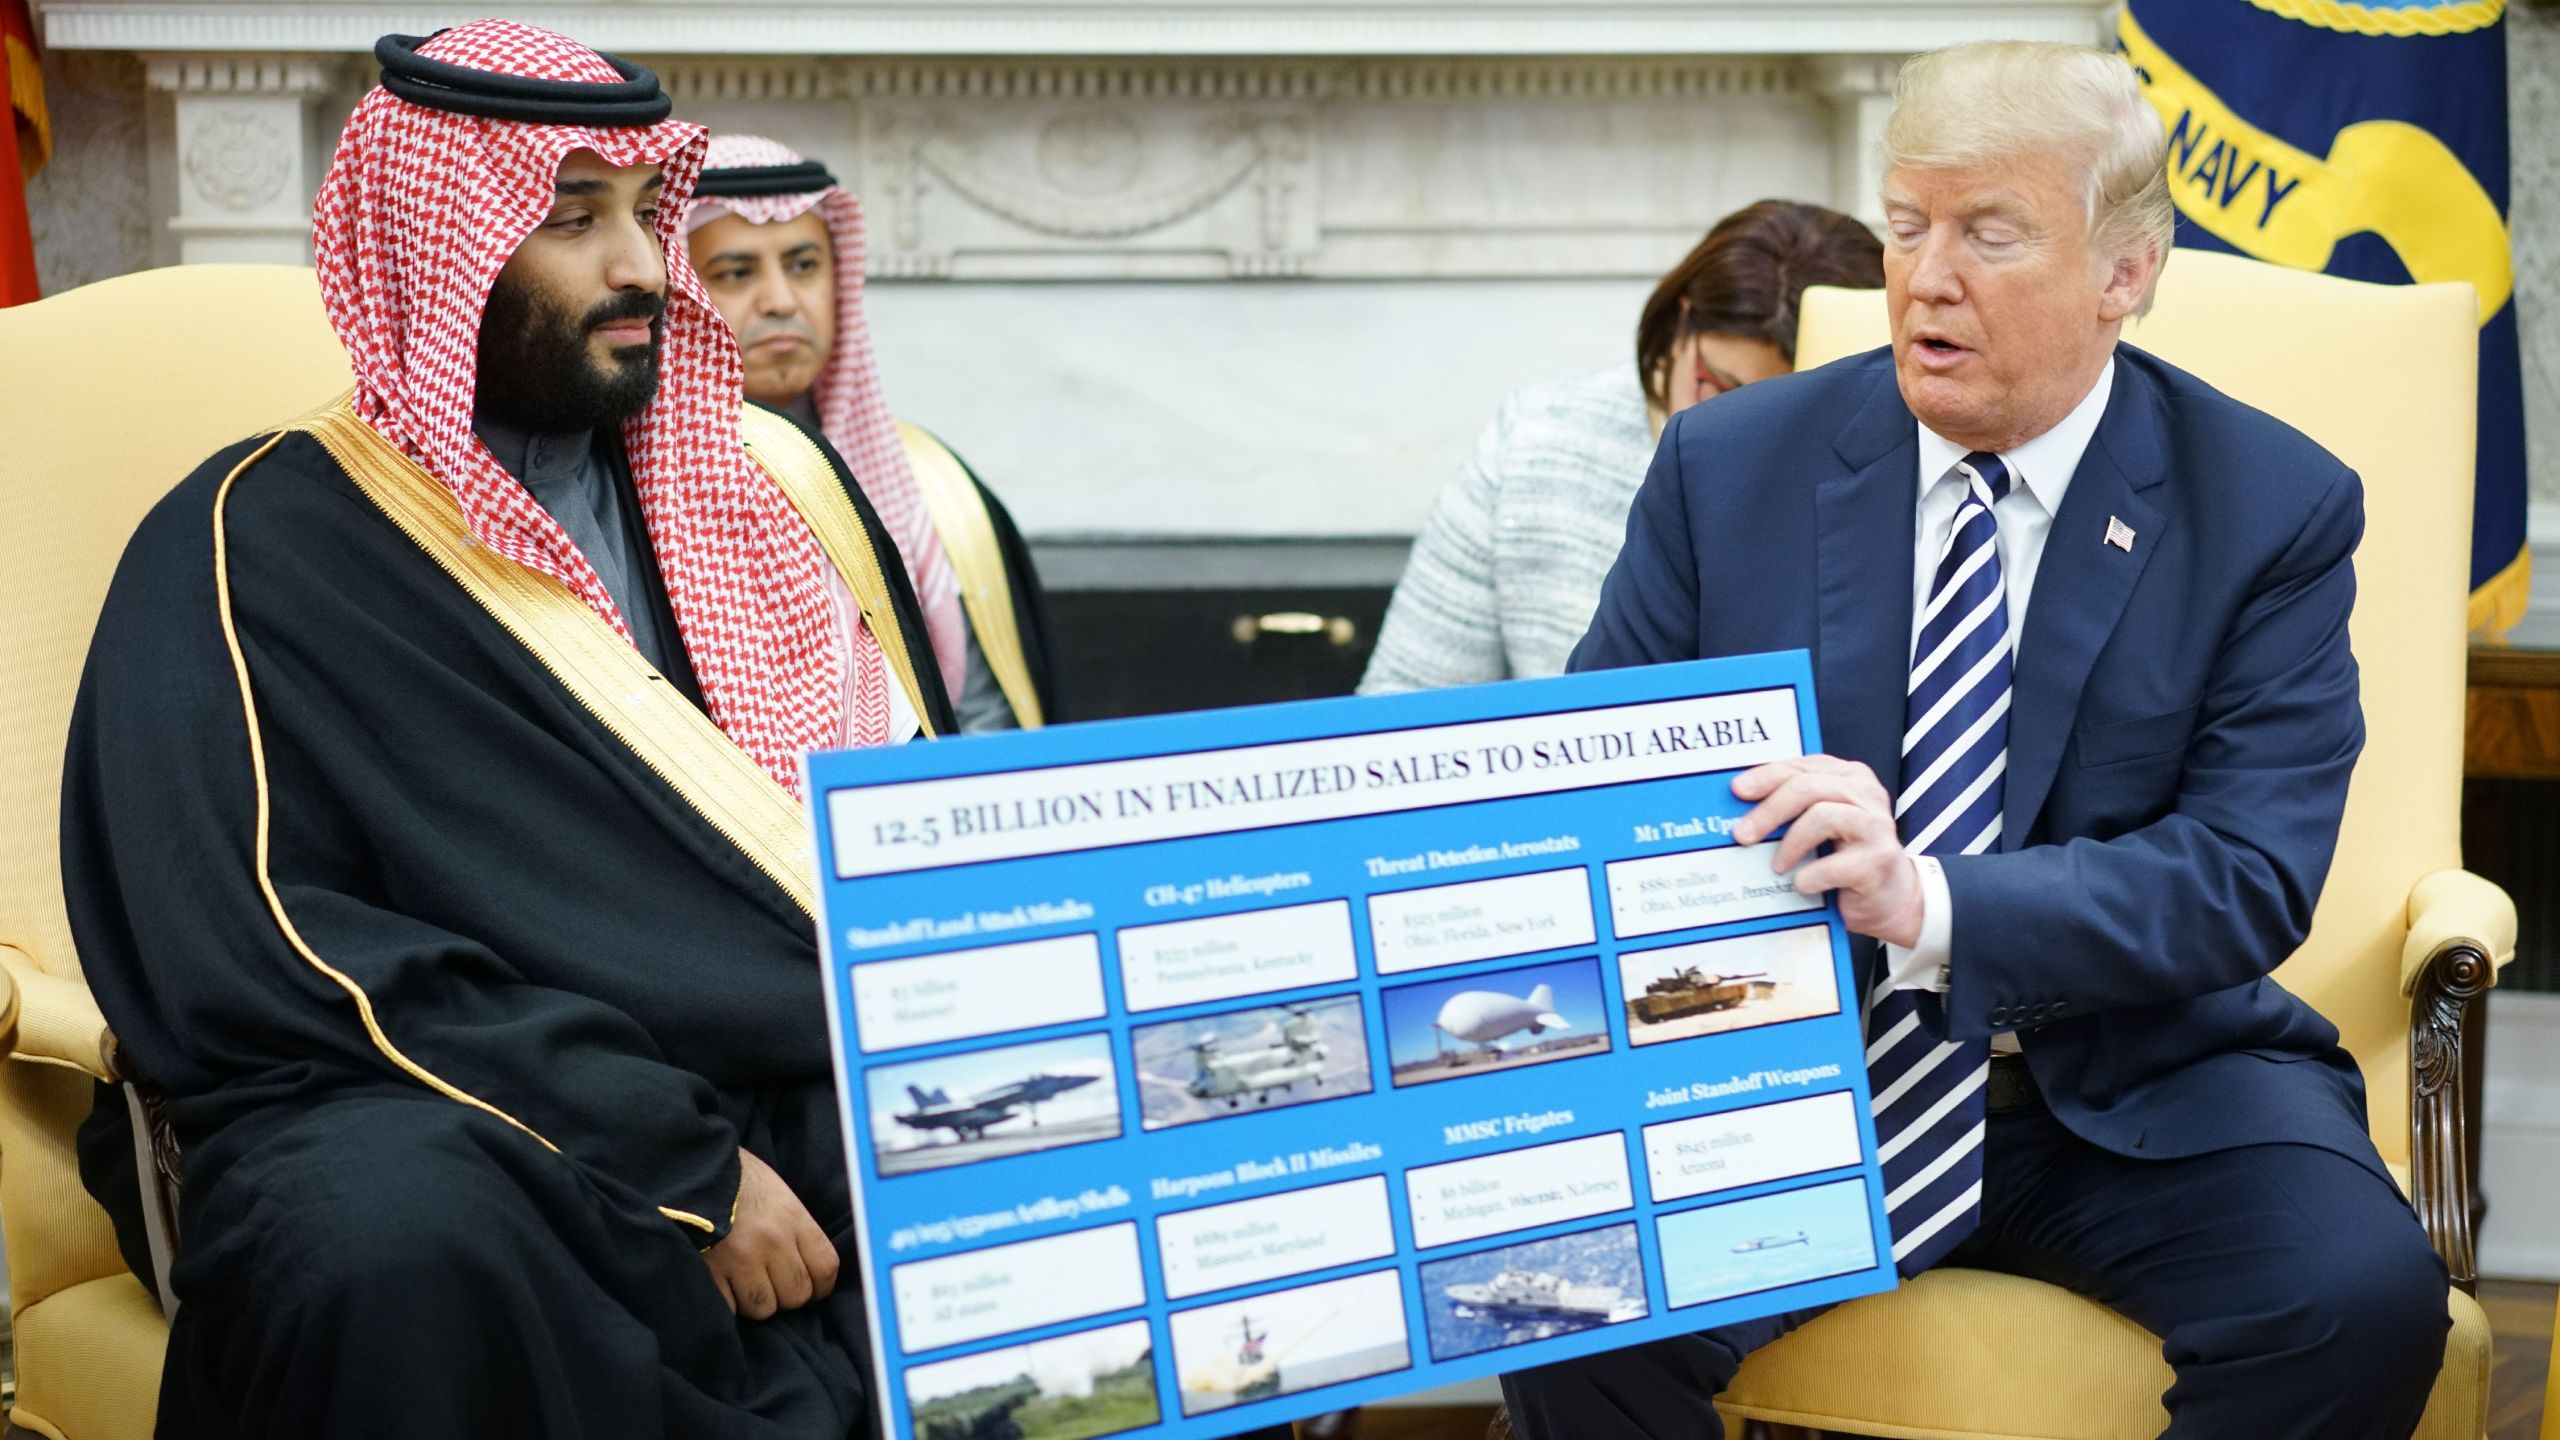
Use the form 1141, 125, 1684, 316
68, 404, 954, 1439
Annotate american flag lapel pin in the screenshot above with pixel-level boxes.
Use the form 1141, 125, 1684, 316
2105, 516, 2137, 553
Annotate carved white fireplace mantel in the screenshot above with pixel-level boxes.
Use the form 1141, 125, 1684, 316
40, 1, 2111, 540
46, 3, 2110, 58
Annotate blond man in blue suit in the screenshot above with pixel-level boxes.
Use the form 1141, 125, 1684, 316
1503, 41, 2447, 1440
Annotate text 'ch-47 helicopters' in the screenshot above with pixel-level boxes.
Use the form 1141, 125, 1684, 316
1182, 1003, 1334, 1109
894, 1072, 1099, 1143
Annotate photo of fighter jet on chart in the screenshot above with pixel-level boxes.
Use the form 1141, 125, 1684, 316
1380, 956, 1614, 1088
1132, 993, 1373, 1131
863, 1033, 1123, 1177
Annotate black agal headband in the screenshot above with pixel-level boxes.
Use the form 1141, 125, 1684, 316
692, 160, 839, 199
375, 32, 673, 125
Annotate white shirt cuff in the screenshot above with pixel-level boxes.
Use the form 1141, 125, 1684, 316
1882, 854, 1952, 993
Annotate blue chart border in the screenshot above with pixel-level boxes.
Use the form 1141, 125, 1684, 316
809, 653, 1897, 1440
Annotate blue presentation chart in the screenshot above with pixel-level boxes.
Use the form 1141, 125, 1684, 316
807, 652, 1895, 1440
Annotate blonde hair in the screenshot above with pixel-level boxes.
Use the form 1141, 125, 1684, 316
1883, 41, 2175, 314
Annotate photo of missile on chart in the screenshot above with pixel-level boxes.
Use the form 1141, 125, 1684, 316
1131, 993, 1374, 1131
862, 1032, 1123, 1177
1378, 955, 1614, 1088
1168, 1269, 1411, 1418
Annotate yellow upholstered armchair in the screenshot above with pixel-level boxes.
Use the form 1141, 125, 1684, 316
0, 265, 351, 1439
1716, 249, 2516, 1439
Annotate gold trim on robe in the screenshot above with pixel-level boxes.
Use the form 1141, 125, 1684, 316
219, 403, 930, 1240
897, 420, 1047, 730
298, 402, 823, 921
213, 428, 571, 1163
740, 405, 941, 738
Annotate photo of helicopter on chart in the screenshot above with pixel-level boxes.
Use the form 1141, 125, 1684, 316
1380, 955, 1615, 1088
1132, 993, 1374, 1132
864, 1032, 1123, 1177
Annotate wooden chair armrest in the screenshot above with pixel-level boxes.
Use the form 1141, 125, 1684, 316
2402, 868, 2514, 1294
2401, 868, 2516, 996
0, 943, 114, 1081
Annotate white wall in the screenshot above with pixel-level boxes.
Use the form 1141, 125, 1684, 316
867, 277, 1648, 538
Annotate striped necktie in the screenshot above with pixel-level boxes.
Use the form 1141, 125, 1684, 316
1868, 450, 2011, 1276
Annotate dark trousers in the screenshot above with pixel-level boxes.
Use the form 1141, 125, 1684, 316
1500, 1106, 2449, 1440
158, 1094, 878, 1439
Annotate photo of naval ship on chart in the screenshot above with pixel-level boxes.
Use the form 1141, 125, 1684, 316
1420, 1222, 1650, 1362
864, 1033, 1123, 1176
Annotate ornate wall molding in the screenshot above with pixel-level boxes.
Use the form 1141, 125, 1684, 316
850, 68, 1321, 279
844, 62, 1333, 103
145, 51, 345, 263
182, 109, 290, 211
142, 52, 339, 95
650, 57, 1844, 281
923, 117, 1266, 238
1336, 57, 1799, 101
44, 3, 2111, 58
61, 25, 2034, 278
657, 59, 841, 104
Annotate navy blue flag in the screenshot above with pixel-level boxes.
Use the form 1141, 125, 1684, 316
2120, 0, 2526, 632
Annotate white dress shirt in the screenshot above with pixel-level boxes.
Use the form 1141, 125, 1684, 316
1882, 359, 2117, 1042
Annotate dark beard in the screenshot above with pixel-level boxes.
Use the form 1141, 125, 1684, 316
473, 277, 664, 434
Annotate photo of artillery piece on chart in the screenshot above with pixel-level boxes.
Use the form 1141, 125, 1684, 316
904, 1319, 1161, 1440
1132, 993, 1373, 1131
863, 1033, 1122, 1177
1618, 923, 1841, 1047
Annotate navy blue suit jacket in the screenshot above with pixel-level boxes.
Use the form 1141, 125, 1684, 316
1572, 344, 2382, 1176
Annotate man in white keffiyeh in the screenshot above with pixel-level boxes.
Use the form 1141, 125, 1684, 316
685, 135, 1060, 732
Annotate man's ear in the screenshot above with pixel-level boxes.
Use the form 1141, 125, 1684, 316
2097, 242, 2160, 325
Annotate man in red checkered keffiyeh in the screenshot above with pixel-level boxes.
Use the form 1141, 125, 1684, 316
64, 21, 955, 1438
316, 26, 934, 785
679, 136, 966, 692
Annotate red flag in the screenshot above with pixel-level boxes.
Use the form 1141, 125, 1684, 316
0, 0, 47, 306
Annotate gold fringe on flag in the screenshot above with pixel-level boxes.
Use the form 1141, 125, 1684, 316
4, 27, 45, 179
2473, 544, 2531, 639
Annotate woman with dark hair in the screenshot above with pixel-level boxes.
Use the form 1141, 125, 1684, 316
1360, 199, 1884, 691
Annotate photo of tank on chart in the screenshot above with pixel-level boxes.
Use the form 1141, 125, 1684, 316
1620, 924, 1841, 1046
